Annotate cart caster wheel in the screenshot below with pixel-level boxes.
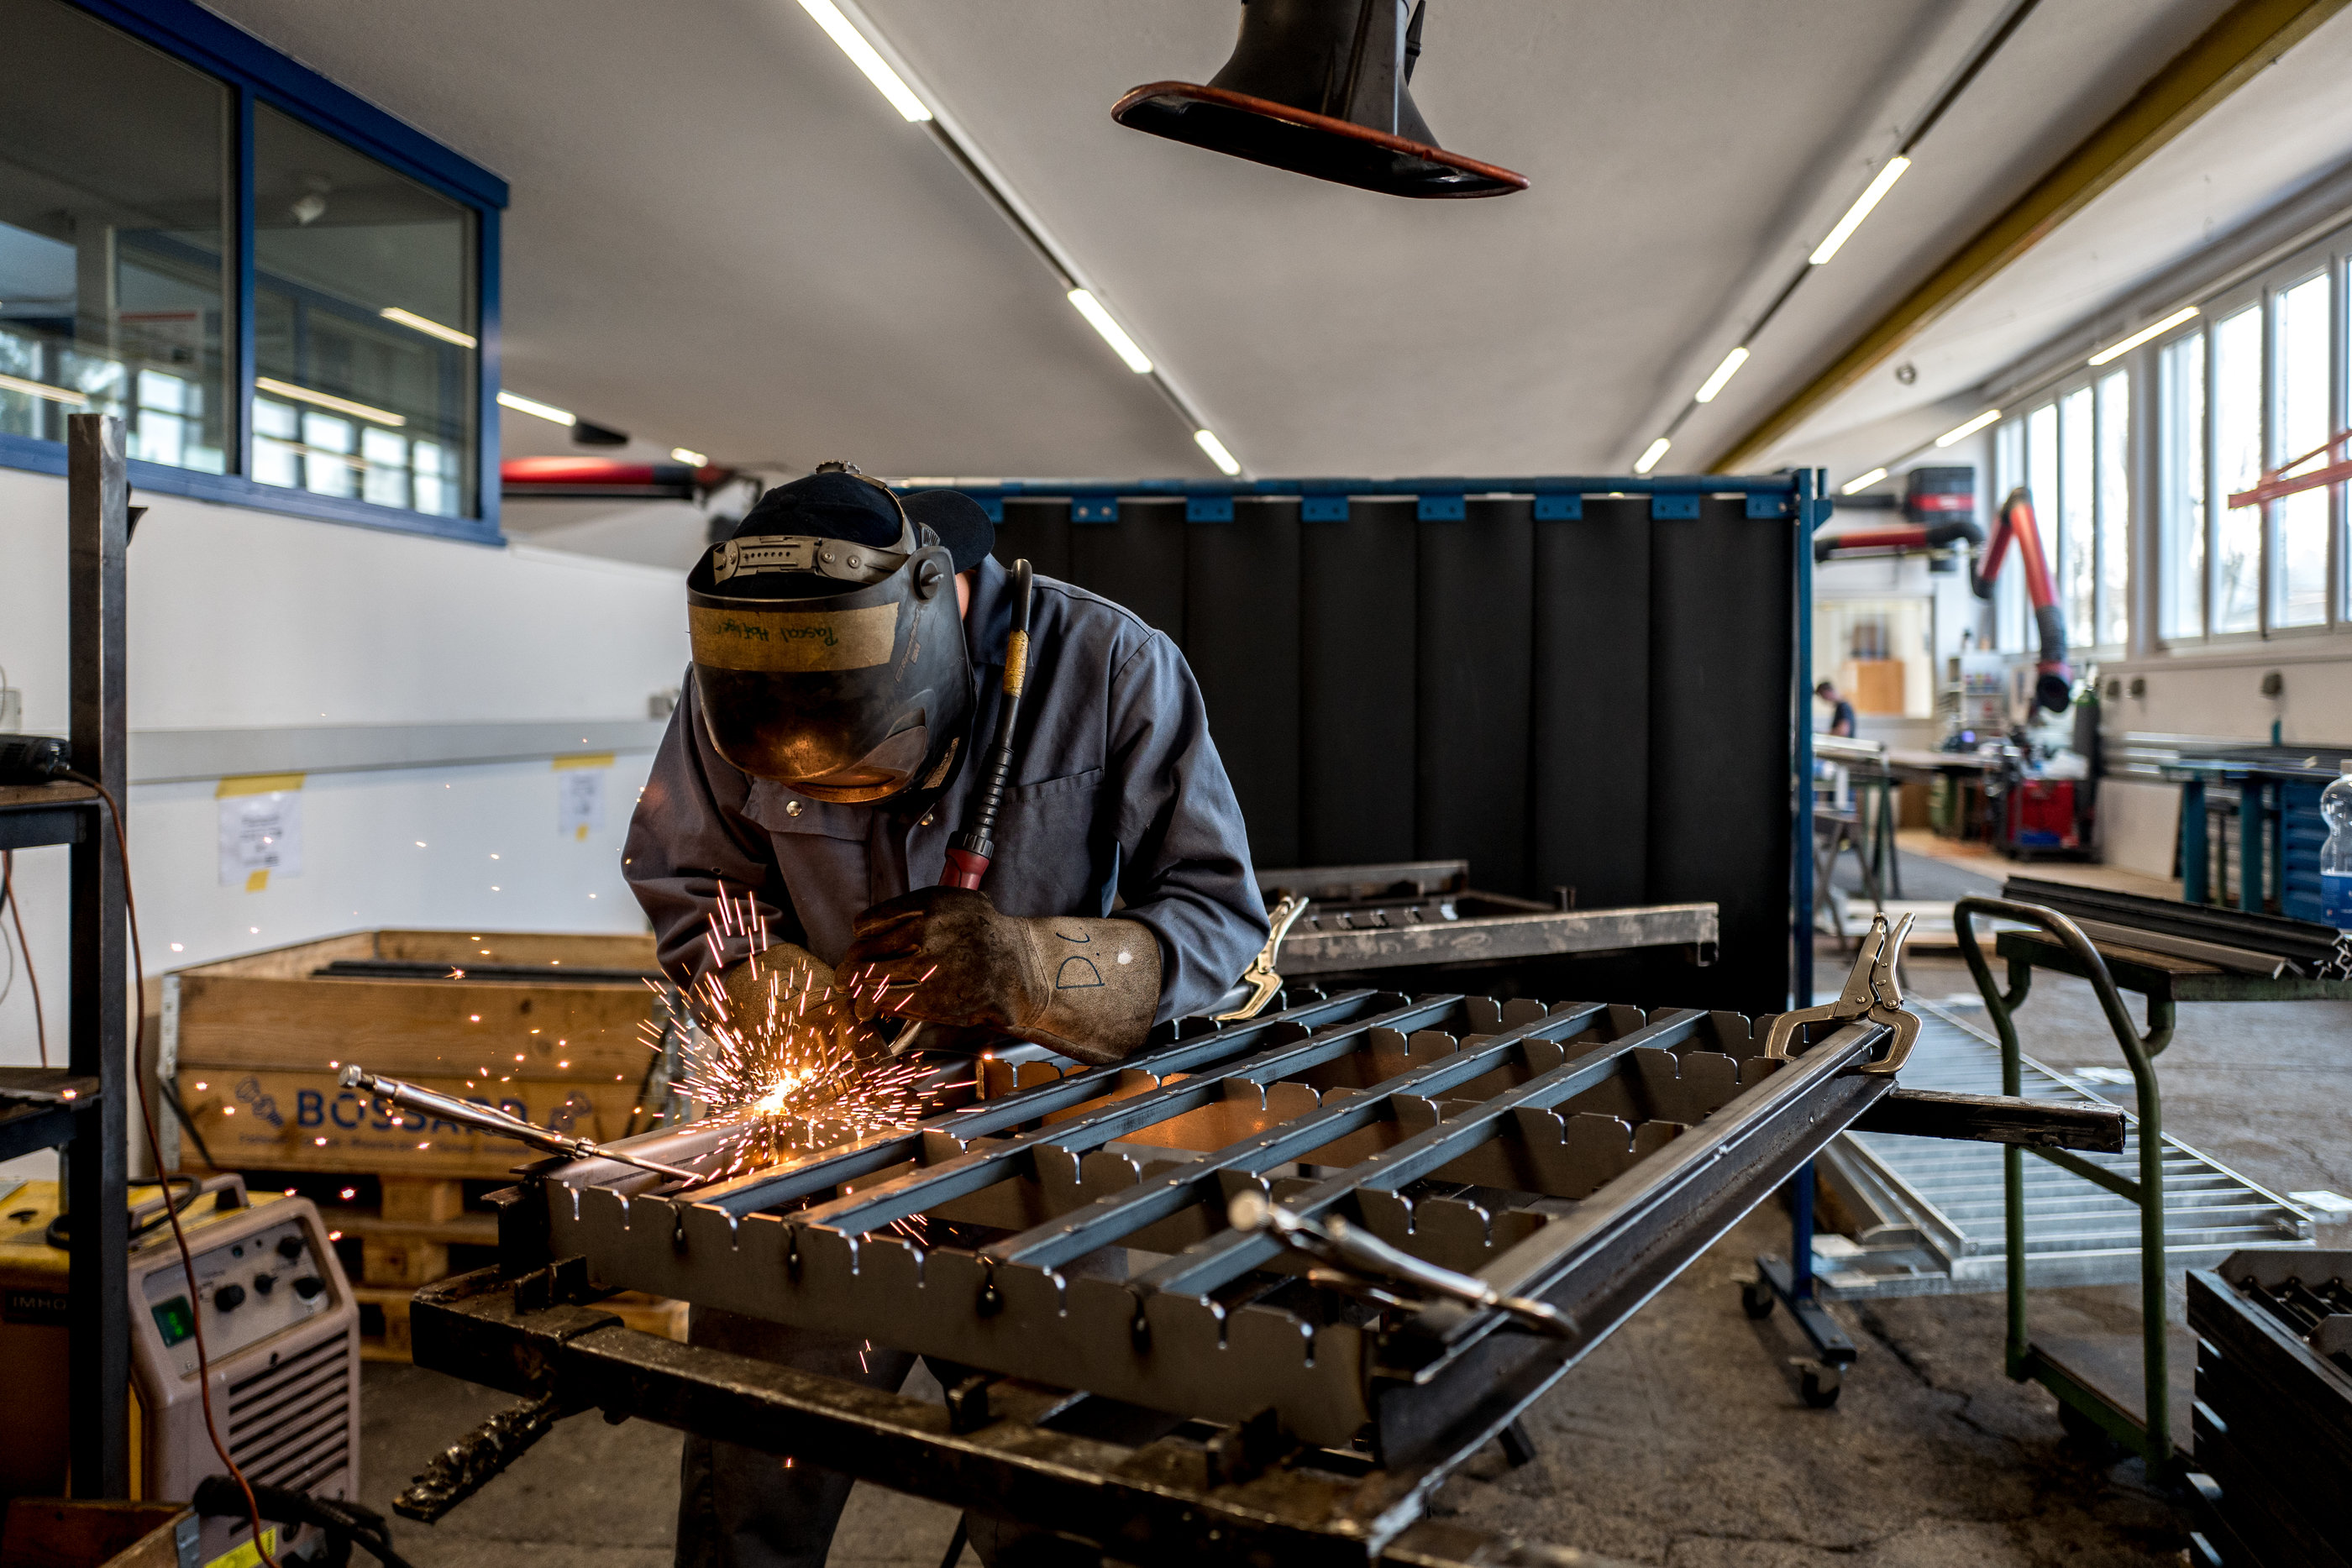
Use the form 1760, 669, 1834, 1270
1798, 1361, 1842, 1408
1740, 1277, 1776, 1320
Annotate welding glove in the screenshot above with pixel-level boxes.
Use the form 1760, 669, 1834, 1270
713, 946, 885, 1066
840, 886, 1163, 1065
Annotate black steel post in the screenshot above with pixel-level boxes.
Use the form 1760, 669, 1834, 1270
66, 412, 131, 1496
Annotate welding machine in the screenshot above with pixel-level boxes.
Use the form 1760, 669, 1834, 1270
0, 1175, 360, 1566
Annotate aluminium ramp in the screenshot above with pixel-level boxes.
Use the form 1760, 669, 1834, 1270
1813, 1001, 2314, 1298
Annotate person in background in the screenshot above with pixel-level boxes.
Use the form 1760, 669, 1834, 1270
1815, 679, 1857, 738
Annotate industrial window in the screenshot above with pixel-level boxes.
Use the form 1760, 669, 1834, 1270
2137, 228, 2351, 645
0, 0, 230, 468
0, 0, 504, 539
1996, 370, 2132, 653
2158, 333, 2206, 640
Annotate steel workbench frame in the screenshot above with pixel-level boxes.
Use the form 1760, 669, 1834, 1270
0, 414, 134, 1494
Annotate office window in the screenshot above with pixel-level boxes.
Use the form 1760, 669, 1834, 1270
2271, 274, 2331, 627
0, 0, 228, 470
250, 106, 476, 517
2212, 306, 2263, 633
2097, 371, 2130, 647
2160, 333, 2207, 639
2059, 386, 2095, 648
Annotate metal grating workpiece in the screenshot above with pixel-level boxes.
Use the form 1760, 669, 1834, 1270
1812, 1002, 2314, 1298
498, 988, 1897, 1457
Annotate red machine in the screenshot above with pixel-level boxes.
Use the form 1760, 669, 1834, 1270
501, 455, 731, 501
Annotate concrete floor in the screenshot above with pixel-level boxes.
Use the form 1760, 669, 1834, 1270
359, 861, 2352, 1567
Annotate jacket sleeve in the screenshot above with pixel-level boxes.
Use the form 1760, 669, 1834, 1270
1103, 632, 1271, 1023
622, 675, 802, 985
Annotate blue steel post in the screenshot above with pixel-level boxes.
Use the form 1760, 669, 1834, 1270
1788, 469, 1828, 1303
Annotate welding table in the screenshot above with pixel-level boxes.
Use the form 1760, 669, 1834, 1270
400, 973, 2120, 1566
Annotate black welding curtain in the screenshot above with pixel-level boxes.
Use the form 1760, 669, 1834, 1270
993, 496, 1793, 1013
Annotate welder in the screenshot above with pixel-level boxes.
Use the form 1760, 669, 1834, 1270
622, 464, 1268, 1568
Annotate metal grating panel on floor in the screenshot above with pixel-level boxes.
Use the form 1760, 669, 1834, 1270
1813, 1002, 2315, 1298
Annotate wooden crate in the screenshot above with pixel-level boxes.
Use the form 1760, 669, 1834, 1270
168, 928, 671, 1179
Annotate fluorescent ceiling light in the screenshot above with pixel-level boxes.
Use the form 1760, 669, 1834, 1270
498, 390, 576, 427
795, 0, 931, 121
670, 447, 709, 467
1194, 428, 1241, 476
380, 307, 476, 348
0, 372, 87, 406
1934, 408, 2001, 448
256, 376, 406, 427
1634, 437, 1671, 475
1809, 156, 1911, 266
2087, 305, 2198, 367
1693, 345, 1751, 404
1068, 290, 1152, 374
1840, 467, 1890, 496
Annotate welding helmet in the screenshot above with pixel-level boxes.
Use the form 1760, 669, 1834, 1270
686, 464, 970, 803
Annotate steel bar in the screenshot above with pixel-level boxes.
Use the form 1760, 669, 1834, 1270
67, 411, 131, 1498
654, 988, 1403, 1218
1131, 1009, 1705, 1298
1851, 1087, 2126, 1150
1368, 1023, 1893, 1471
1275, 904, 1718, 975
976, 1002, 1618, 1271
407, 1274, 1638, 1568
785, 993, 1476, 1237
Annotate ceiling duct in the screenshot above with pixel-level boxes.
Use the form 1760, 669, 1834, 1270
1112, 0, 1525, 199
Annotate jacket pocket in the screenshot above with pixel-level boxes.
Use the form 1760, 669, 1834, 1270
742, 780, 868, 842
990, 768, 1107, 915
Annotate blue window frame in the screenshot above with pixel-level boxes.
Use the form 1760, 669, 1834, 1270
0, 0, 507, 543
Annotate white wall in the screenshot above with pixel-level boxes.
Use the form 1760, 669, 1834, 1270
0, 465, 688, 1179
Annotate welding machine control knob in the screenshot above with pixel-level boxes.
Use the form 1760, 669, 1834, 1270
252, 1274, 276, 1296
213, 1283, 246, 1311
277, 1235, 304, 1260
292, 1275, 323, 1300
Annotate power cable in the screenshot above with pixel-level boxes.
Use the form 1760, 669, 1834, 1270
63, 768, 281, 1568
3, 849, 45, 1067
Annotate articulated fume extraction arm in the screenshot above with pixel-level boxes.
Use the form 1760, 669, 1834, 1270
1816, 474, 2071, 716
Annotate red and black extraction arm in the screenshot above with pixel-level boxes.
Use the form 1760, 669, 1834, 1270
1816, 469, 2070, 715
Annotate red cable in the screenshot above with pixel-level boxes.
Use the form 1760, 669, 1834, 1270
70, 773, 281, 1568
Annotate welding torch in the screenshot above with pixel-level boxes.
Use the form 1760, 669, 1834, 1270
338, 1064, 705, 1183
889, 559, 1035, 1057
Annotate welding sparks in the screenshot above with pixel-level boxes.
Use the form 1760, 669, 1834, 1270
648, 890, 949, 1214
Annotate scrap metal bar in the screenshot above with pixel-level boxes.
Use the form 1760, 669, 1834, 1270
979, 1002, 1623, 1270
1133, 1009, 1709, 1297
790, 994, 1476, 1237
1851, 1088, 2126, 1150
1276, 905, 1717, 974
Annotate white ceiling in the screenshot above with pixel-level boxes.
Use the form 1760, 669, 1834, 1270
196, 0, 2352, 511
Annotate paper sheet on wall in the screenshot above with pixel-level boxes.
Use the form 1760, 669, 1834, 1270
219, 792, 302, 889
559, 768, 606, 840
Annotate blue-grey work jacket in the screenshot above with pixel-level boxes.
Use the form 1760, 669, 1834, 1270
623, 555, 1269, 1025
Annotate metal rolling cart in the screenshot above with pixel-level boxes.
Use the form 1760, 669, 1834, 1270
0, 414, 134, 1496
1950, 884, 2352, 1471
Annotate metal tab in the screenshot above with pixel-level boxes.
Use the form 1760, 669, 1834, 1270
1301, 496, 1350, 522
1650, 495, 1701, 520
1416, 494, 1466, 522
1745, 492, 1791, 519
1533, 495, 1583, 521
1187, 496, 1235, 523
1072, 499, 1120, 523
